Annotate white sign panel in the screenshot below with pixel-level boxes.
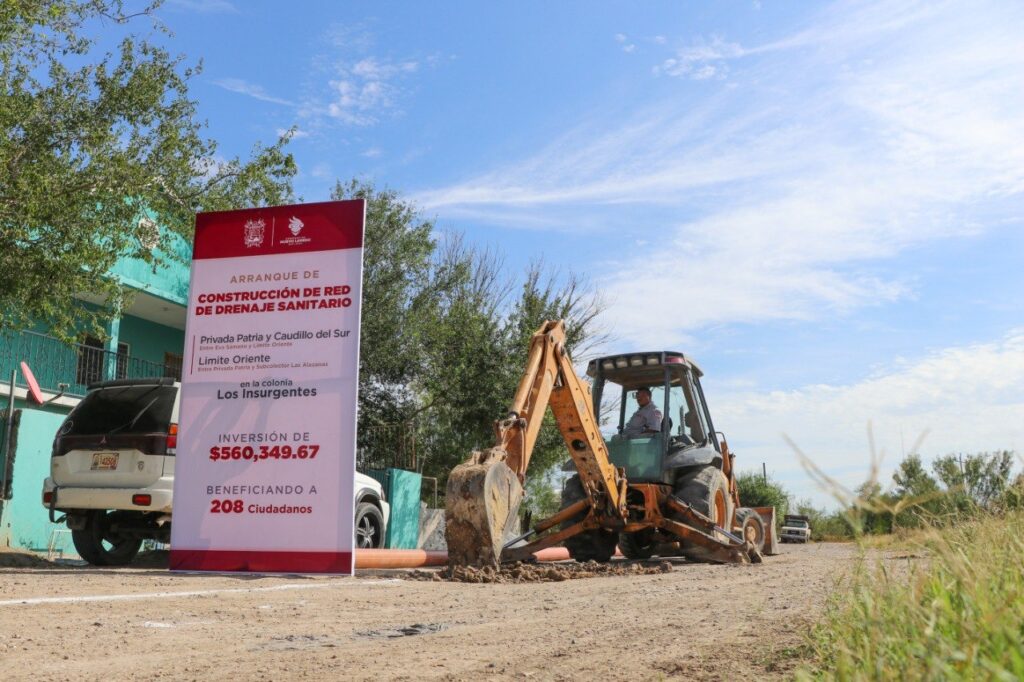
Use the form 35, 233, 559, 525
170, 200, 365, 573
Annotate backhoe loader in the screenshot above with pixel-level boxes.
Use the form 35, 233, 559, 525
445, 320, 777, 567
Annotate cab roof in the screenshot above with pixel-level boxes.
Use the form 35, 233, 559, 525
585, 351, 703, 389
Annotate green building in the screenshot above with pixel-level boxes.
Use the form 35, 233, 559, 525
0, 234, 189, 556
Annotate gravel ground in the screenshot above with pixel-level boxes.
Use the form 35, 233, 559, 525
0, 542, 861, 680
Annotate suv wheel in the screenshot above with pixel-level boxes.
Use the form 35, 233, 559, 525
355, 502, 385, 549
72, 510, 143, 566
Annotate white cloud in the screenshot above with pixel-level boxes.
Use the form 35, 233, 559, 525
623, 44, 636, 54
717, 330, 1024, 505
362, 147, 382, 158
310, 163, 332, 180
315, 56, 420, 126
212, 78, 293, 106
351, 57, 418, 80
654, 36, 744, 79
323, 23, 375, 53
414, 0, 1024, 346
614, 33, 628, 43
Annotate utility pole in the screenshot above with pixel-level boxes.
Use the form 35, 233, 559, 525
762, 462, 767, 483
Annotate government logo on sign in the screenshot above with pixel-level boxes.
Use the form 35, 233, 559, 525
243, 219, 266, 248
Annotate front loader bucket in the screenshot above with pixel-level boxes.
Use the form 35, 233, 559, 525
752, 506, 780, 555
445, 448, 524, 567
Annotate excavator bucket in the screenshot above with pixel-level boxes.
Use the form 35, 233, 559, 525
445, 448, 525, 567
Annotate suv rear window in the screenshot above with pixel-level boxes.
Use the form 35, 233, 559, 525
61, 385, 177, 436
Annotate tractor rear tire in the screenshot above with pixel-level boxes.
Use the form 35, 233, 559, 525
672, 465, 733, 562
560, 475, 617, 563
735, 507, 766, 553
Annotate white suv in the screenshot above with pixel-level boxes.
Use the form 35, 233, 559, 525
43, 377, 389, 565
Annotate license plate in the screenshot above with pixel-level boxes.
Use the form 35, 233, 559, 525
91, 452, 119, 470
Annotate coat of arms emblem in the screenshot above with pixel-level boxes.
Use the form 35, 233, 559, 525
288, 216, 304, 236
243, 218, 266, 248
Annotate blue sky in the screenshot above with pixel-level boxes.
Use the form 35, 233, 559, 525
131, 0, 1022, 505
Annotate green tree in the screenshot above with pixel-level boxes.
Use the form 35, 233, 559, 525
999, 473, 1024, 510
1, 0, 296, 338
330, 180, 462, 440
891, 453, 941, 527
932, 451, 1014, 511
852, 481, 893, 535
793, 499, 855, 541
416, 254, 607, 489
735, 471, 790, 519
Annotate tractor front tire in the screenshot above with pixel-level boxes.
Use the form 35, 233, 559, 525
560, 475, 617, 563
734, 507, 766, 553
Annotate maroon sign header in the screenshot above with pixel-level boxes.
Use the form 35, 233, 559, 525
193, 199, 365, 260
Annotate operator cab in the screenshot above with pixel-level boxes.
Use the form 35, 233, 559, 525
586, 352, 722, 484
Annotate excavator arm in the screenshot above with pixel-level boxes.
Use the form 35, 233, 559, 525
445, 320, 625, 567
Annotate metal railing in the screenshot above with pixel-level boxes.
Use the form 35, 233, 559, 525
357, 421, 423, 472
0, 330, 181, 398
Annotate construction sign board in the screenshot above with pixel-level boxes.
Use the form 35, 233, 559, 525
170, 200, 365, 574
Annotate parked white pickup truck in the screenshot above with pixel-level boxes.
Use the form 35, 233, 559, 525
780, 514, 811, 543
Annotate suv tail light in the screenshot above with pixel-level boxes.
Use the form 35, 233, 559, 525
43, 491, 53, 505
132, 494, 152, 506
166, 423, 178, 451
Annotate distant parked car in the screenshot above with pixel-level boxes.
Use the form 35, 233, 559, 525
780, 514, 811, 543
42, 377, 388, 565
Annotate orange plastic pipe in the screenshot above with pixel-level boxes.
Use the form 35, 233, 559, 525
355, 549, 448, 568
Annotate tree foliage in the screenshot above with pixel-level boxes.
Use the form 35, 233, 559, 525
1, 0, 296, 338
735, 471, 790, 519
931, 451, 1014, 510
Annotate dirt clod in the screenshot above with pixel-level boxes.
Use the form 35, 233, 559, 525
356, 622, 448, 638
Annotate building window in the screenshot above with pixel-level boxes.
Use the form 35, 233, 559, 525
164, 352, 183, 381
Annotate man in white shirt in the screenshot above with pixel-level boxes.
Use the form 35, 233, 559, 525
622, 387, 663, 437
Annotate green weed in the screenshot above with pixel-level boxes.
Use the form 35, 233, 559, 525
797, 512, 1024, 680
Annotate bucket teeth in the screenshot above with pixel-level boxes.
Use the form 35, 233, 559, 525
444, 451, 524, 568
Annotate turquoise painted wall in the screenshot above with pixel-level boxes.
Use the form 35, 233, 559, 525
365, 468, 423, 548
384, 469, 423, 549
118, 315, 185, 366
0, 400, 75, 556
108, 227, 191, 305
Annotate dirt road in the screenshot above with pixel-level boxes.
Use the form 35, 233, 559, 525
0, 543, 859, 680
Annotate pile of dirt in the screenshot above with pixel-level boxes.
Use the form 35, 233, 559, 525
0, 547, 56, 569
410, 560, 673, 583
